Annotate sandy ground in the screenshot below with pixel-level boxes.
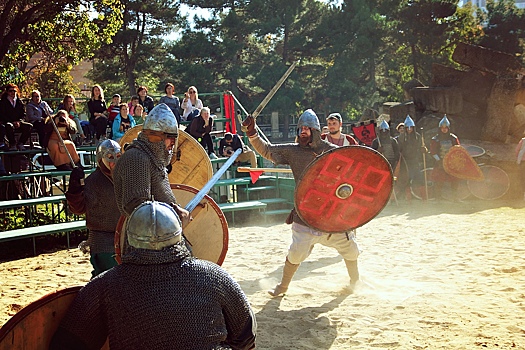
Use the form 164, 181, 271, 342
1, 199, 525, 349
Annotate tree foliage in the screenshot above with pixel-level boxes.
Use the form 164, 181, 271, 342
1, 0, 522, 119
479, 0, 525, 61
89, 0, 183, 96
0, 0, 122, 95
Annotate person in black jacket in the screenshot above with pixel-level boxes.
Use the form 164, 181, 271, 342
218, 132, 257, 168
0, 84, 32, 150
87, 85, 108, 145
189, 107, 217, 158
137, 85, 155, 114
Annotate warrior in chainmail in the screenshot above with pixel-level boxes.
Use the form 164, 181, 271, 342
397, 115, 426, 201
112, 103, 190, 222
243, 109, 360, 297
430, 115, 460, 200
66, 139, 122, 278
50, 201, 257, 350
372, 120, 400, 171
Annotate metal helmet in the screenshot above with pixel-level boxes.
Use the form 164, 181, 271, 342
96, 139, 122, 169
297, 109, 321, 133
439, 115, 451, 128
379, 120, 389, 131
143, 103, 179, 135
404, 115, 415, 128
125, 201, 182, 250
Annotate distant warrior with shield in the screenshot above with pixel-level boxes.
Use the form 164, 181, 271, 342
112, 103, 190, 223
429, 115, 460, 200
243, 109, 361, 296
66, 139, 122, 278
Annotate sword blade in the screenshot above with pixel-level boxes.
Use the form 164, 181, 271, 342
252, 61, 297, 120
185, 148, 243, 212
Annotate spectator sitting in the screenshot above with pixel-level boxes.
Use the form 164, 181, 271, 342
107, 94, 121, 123
57, 94, 85, 145
159, 82, 181, 124
128, 95, 139, 116
0, 83, 32, 151
137, 86, 154, 114
218, 132, 257, 168
44, 110, 81, 171
189, 106, 216, 159
87, 84, 108, 145
112, 103, 136, 142
181, 85, 203, 122
132, 104, 146, 125
25, 90, 53, 148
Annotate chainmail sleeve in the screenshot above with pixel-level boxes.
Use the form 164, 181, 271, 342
218, 268, 257, 350
113, 148, 153, 216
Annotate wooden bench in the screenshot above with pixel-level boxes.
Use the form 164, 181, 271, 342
240, 185, 277, 200
0, 168, 96, 197
0, 195, 66, 210
0, 220, 87, 255
0, 195, 68, 226
218, 201, 267, 226
264, 209, 293, 217
258, 198, 291, 205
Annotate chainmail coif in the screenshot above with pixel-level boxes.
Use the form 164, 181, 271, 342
113, 132, 178, 216
50, 242, 257, 350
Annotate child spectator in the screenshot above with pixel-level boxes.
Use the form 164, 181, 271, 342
112, 103, 136, 142
128, 95, 139, 116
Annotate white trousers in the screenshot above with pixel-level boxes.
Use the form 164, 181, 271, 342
287, 222, 361, 265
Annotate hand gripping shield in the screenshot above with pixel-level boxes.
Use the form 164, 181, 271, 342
295, 146, 393, 233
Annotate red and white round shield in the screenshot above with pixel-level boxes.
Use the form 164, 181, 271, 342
295, 146, 393, 233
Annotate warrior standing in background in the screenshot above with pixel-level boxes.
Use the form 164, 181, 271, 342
66, 140, 122, 278
429, 115, 460, 201
243, 109, 360, 297
397, 116, 426, 201
372, 120, 400, 171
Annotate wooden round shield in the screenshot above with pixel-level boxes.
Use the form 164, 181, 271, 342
171, 184, 228, 265
295, 146, 393, 233
412, 168, 470, 201
467, 165, 510, 200
0, 287, 109, 350
119, 125, 213, 189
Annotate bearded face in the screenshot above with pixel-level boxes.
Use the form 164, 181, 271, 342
298, 126, 312, 147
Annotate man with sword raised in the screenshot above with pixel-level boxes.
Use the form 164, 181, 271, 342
242, 109, 361, 296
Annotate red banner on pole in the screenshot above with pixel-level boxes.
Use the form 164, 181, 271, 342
351, 121, 376, 146
223, 94, 237, 134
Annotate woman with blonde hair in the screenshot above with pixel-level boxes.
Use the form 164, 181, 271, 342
44, 110, 81, 171
181, 85, 203, 122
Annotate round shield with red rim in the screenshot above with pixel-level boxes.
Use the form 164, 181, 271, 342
295, 146, 393, 233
